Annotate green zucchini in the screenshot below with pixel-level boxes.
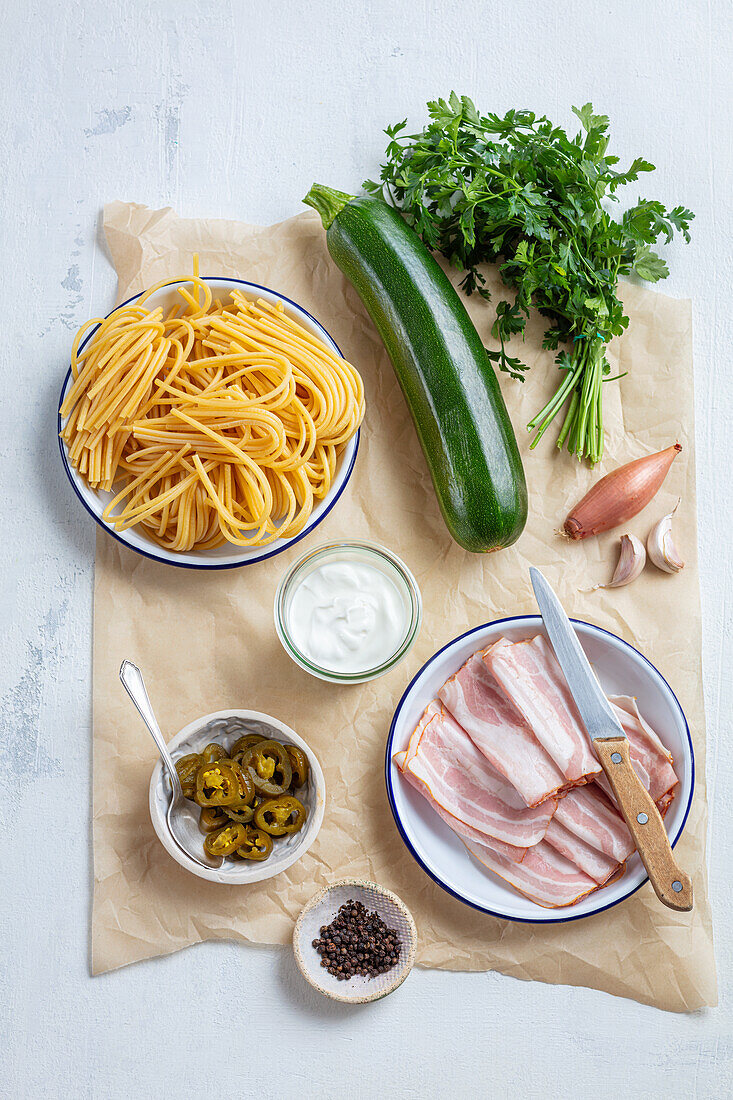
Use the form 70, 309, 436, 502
304, 185, 528, 553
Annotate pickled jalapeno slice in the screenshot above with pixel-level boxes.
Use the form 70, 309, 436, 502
241, 740, 293, 796
234, 826, 273, 862
217, 758, 255, 806
201, 742, 226, 765
223, 802, 256, 824
198, 806, 229, 833
181, 780, 197, 801
230, 733, 267, 760
254, 795, 307, 836
203, 823, 248, 857
283, 744, 309, 789
194, 762, 241, 807
175, 753, 203, 785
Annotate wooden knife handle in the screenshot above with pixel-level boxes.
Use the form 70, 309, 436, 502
594, 737, 693, 912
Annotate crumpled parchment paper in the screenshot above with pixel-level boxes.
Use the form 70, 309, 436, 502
91, 201, 716, 1011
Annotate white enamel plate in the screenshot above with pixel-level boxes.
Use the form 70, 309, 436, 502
386, 616, 694, 923
58, 277, 359, 569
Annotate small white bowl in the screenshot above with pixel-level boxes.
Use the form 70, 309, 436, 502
58, 277, 360, 569
149, 709, 326, 883
387, 616, 694, 923
293, 878, 417, 1003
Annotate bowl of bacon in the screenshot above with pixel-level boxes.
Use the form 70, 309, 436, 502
386, 616, 693, 923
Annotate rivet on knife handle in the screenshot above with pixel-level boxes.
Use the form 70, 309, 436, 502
594, 737, 693, 912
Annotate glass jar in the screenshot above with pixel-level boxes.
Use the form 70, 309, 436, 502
275, 541, 422, 684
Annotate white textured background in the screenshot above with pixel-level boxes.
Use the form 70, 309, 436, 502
1, 2, 731, 1096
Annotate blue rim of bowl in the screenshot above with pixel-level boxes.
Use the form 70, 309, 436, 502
385, 614, 695, 925
57, 277, 360, 570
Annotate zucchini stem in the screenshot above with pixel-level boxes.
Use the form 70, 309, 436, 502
303, 184, 354, 229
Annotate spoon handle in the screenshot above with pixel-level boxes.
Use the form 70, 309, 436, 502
119, 660, 183, 799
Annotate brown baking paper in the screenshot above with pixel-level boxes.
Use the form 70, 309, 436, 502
91, 201, 717, 1011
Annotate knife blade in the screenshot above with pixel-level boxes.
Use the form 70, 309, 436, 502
529, 567, 693, 913
529, 568, 627, 744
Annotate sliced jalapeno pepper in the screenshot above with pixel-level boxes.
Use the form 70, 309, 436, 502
195, 761, 240, 807
175, 752, 203, 785
254, 795, 307, 836
199, 806, 229, 833
203, 823, 248, 857
218, 758, 255, 806
201, 742, 226, 765
177, 754, 202, 800
283, 744, 309, 788
241, 740, 293, 796
223, 802, 255, 824
230, 732, 267, 760
234, 825, 273, 861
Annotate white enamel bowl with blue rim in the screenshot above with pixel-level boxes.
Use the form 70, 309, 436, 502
57, 277, 360, 569
386, 615, 694, 923
149, 709, 326, 884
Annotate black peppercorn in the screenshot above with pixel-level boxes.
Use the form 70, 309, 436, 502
312, 898, 403, 982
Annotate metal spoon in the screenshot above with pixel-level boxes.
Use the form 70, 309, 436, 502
119, 660, 223, 870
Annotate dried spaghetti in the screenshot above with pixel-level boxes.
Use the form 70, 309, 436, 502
60, 268, 365, 552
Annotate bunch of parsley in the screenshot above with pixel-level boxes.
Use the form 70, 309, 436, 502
364, 94, 693, 463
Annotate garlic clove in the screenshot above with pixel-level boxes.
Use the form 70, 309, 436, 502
647, 499, 684, 573
588, 533, 646, 591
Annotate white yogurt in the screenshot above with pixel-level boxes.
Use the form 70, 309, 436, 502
286, 560, 409, 674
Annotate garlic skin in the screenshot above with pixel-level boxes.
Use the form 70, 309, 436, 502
589, 533, 646, 591
648, 500, 684, 573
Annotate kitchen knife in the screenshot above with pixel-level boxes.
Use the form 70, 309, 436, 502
530, 567, 693, 912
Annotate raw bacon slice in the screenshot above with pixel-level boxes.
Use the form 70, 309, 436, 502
402, 700, 442, 772
554, 783, 635, 864
612, 696, 674, 762
464, 838, 599, 908
401, 706, 555, 847
544, 818, 619, 885
657, 790, 676, 818
484, 635, 601, 784
598, 752, 651, 794
438, 654, 568, 807
394, 751, 528, 863
606, 696, 679, 802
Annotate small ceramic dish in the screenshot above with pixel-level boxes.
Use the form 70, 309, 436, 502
387, 616, 694, 924
58, 277, 359, 569
149, 709, 326, 883
293, 878, 418, 1003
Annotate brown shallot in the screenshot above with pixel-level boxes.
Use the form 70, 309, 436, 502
564, 444, 682, 541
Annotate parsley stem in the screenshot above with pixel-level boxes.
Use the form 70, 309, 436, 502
556, 389, 579, 448
574, 344, 595, 455
528, 337, 606, 462
527, 359, 582, 444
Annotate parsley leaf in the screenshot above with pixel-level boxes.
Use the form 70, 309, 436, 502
633, 245, 669, 282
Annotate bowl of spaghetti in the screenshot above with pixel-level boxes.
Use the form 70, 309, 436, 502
58, 268, 364, 568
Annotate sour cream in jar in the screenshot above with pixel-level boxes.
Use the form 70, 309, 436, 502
276, 543, 422, 683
